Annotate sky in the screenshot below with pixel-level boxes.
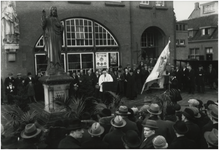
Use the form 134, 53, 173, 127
173, 1, 209, 21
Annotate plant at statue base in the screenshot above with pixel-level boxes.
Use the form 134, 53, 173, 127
103, 91, 122, 110
160, 88, 182, 118
4, 106, 38, 136
54, 96, 101, 119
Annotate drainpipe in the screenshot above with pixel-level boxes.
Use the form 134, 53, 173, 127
129, 1, 133, 67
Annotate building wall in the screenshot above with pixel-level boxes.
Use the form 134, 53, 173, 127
1, 1, 175, 80
188, 40, 218, 60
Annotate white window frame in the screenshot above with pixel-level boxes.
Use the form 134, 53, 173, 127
35, 53, 66, 75
95, 23, 118, 47
65, 18, 93, 47
155, 1, 164, 7
140, 1, 149, 5
190, 48, 199, 60
206, 47, 213, 54
67, 52, 94, 72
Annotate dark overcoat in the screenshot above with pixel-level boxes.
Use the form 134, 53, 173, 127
82, 136, 109, 149
169, 136, 197, 149
58, 136, 81, 149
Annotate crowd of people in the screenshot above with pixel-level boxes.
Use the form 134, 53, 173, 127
2, 72, 44, 105
2, 62, 217, 105
1, 97, 218, 149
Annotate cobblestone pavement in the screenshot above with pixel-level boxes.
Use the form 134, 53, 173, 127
1, 87, 218, 135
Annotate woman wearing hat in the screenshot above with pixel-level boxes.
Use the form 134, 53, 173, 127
82, 122, 109, 149
103, 116, 126, 149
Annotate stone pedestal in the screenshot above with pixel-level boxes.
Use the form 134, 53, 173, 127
39, 73, 73, 113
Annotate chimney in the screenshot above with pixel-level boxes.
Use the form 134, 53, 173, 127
194, 2, 199, 9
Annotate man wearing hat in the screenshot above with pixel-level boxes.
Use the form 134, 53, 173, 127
187, 64, 195, 94
82, 122, 109, 149
15, 73, 25, 95
103, 115, 126, 149
24, 72, 37, 103
169, 121, 197, 149
122, 130, 141, 149
206, 64, 217, 90
140, 119, 158, 149
202, 104, 218, 133
147, 103, 176, 144
182, 108, 201, 144
152, 135, 168, 149
18, 123, 47, 149
58, 119, 84, 149
204, 128, 218, 149
196, 65, 205, 93
112, 105, 139, 134
126, 69, 137, 100
4, 72, 15, 104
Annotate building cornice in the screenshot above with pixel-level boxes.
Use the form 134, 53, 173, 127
188, 39, 218, 43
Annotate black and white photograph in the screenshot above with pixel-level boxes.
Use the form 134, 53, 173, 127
1, 0, 218, 149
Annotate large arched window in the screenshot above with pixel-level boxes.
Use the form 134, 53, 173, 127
34, 18, 119, 75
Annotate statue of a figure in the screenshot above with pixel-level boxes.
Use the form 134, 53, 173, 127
2, 1, 20, 44
41, 6, 64, 75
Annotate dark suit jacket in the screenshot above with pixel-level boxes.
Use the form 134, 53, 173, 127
185, 121, 201, 143
103, 128, 125, 149
169, 136, 197, 149
140, 134, 157, 149
4, 77, 15, 86
82, 136, 109, 149
122, 117, 139, 134
58, 136, 81, 149
156, 120, 176, 144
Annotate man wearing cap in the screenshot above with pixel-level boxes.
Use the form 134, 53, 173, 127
103, 115, 126, 149
122, 130, 141, 149
112, 105, 139, 134
58, 119, 84, 149
169, 121, 197, 149
182, 108, 201, 144
82, 122, 109, 149
146, 103, 176, 144
140, 119, 158, 149
196, 65, 205, 93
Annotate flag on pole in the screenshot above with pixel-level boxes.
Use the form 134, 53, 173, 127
141, 40, 170, 94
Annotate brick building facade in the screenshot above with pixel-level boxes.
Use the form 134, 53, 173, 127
1, 1, 175, 80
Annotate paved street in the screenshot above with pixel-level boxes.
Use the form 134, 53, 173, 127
1, 87, 218, 135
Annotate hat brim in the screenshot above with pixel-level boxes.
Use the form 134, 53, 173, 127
111, 118, 126, 128
115, 111, 131, 116
20, 129, 41, 139
147, 109, 162, 115
142, 123, 158, 129
204, 131, 217, 147
194, 113, 201, 118
154, 143, 168, 149
88, 126, 104, 136
121, 136, 141, 148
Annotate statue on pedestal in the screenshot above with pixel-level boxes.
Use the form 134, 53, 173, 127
2, 1, 20, 44
41, 6, 64, 75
